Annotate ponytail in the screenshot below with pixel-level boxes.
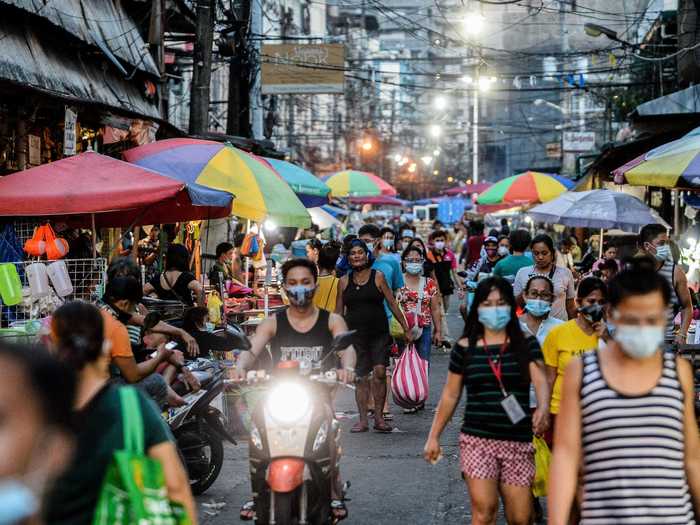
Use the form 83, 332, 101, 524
52, 301, 104, 370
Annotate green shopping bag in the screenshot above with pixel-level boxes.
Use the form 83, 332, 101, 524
92, 387, 191, 525
532, 435, 551, 498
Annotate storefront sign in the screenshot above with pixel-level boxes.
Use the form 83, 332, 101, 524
64, 107, 77, 156
262, 44, 345, 94
27, 134, 40, 165
563, 131, 595, 152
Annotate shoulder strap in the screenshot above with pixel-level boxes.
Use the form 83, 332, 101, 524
415, 277, 425, 318
119, 387, 144, 455
323, 276, 338, 311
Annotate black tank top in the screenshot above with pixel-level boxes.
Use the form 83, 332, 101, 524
342, 269, 388, 336
270, 308, 336, 370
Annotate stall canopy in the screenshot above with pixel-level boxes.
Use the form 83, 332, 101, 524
0, 152, 232, 226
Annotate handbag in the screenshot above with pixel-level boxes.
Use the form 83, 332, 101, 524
391, 343, 429, 409
92, 387, 191, 525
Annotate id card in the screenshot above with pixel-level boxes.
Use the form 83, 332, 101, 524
500, 394, 526, 424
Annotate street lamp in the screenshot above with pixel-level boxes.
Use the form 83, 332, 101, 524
533, 99, 567, 113
421, 155, 433, 165
429, 124, 442, 138
433, 148, 441, 157
584, 23, 632, 46
361, 139, 374, 152
408, 162, 417, 173
433, 95, 448, 111
463, 12, 485, 36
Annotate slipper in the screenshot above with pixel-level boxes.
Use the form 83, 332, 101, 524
373, 421, 393, 433
240, 500, 255, 521
331, 499, 348, 521
383, 411, 394, 421
350, 422, 369, 433
403, 407, 418, 414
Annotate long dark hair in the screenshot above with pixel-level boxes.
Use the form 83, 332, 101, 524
463, 276, 530, 383
52, 301, 105, 371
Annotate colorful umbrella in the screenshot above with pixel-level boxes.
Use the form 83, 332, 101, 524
349, 196, 408, 206
442, 182, 493, 196
613, 127, 700, 188
262, 157, 330, 207
124, 138, 311, 227
308, 207, 341, 229
324, 170, 397, 197
476, 171, 571, 206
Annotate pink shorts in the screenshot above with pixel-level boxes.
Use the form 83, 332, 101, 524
459, 434, 535, 487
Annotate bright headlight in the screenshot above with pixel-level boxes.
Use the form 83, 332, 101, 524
267, 382, 310, 425
250, 424, 263, 450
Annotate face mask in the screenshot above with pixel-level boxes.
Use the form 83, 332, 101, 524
0, 480, 38, 525
434, 241, 445, 250
606, 322, 616, 337
653, 244, 670, 262
614, 324, 664, 359
497, 246, 510, 257
525, 299, 551, 318
405, 262, 423, 275
364, 241, 375, 252
579, 304, 605, 324
382, 239, 394, 250
478, 306, 511, 331
286, 285, 316, 307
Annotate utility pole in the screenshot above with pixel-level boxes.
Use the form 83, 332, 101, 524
559, 0, 573, 174
189, 0, 215, 135
226, 0, 251, 137
250, 0, 263, 139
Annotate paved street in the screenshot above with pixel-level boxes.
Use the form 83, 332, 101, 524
197, 307, 511, 524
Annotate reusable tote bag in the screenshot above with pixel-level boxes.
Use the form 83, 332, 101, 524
92, 387, 191, 525
391, 344, 429, 409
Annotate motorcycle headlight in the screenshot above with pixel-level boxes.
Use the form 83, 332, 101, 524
312, 421, 328, 452
250, 424, 263, 450
266, 382, 310, 425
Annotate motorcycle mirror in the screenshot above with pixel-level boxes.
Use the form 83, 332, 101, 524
225, 323, 252, 350
330, 330, 356, 353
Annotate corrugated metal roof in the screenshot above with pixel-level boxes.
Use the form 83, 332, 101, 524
0, 18, 160, 118
0, 0, 159, 76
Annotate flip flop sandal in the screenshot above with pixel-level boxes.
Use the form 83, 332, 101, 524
331, 499, 348, 521
350, 422, 369, 433
383, 411, 394, 421
240, 500, 255, 521
373, 421, 393, 433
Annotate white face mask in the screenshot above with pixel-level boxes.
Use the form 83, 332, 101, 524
497, 246, 509, 257
613, 324, 664, 359
434, 241, 445, 250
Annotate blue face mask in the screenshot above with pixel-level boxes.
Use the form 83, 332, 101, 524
654, 244, 670, 262
0, 480, 38, 525
525, 299, 551, 318
405, 262, 423, 275
478, 306, 511, 331
382, 239, 394, 250
285, 285, 316, 307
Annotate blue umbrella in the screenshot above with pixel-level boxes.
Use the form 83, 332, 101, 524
549, 174, 576, 189
263, 158, 331, 208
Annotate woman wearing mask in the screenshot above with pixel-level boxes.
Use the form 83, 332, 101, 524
424, 277, 550, 525
520, 275, 564, 346
45, 301, 197, 525
336, 240, 411, 433
144, 243, 205, 307
379, 227, 401, 263
513, 234, 577, 321
548, 263, 700, 524
541, 277, 609, 444
0, 344, 74, 525
398, 245, 442, 366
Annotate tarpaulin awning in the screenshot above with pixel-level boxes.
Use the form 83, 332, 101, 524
437, 197, 472, 224
0, 152, 231, 226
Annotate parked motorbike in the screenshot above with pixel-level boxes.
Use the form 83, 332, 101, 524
242, 331, 356, 525
167, 323, 251, 495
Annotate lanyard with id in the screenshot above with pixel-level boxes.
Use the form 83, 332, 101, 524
483, 338, 527, 425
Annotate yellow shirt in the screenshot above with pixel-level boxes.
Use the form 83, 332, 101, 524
542, 319, 599, 414
313, 275, 339, 312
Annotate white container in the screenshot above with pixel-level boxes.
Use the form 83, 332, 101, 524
26, 262, 50, 298
47, 261, 73, 297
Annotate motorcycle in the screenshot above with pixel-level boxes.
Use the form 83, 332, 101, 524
237, 331, 356, 525
166, 323, 251, 495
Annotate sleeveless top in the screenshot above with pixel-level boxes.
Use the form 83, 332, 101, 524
269, 308, 336, 370
342, 270, 388, 336
658, 258, 680, 341
148, 271, 196, 306
580, 351, 694, 524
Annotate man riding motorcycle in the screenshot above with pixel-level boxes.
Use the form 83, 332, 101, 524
234, 258, 356, 522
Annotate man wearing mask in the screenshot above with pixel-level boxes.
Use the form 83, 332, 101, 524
358, 225, 404, 300
469, 236, 502, 276
639, 224, 693, 345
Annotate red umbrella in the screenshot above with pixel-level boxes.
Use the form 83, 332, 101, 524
442, 183, 492, 196
0, 151, 230, 226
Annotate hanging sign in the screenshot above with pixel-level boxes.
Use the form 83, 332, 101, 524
27, 134, 41, 165
64, 107, 77, 156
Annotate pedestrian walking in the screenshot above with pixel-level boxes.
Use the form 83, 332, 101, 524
336, 239, 411, 433
548, 262, 700, 524
513, 234, 577, 320
639, 223, 693, 345
424, 276, 550, 525
541, 277, 609, 443
0, 343, 74, 525
493, 229, 533, 281
313, 241, 341, 312
45, 301, 197, 525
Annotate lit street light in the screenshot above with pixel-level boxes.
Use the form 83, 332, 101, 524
421, 155, 433, 165
393, 153, 403, 163
433, 95, 448, 111
361, 139, 374, 152
433, 149, 441, 157
463, 12, 485, 35
478, 76, 494, 92
408, 162, 417, 173
584, 23, 633, 47
429, 124, 442, 138
533, 99, 568, 114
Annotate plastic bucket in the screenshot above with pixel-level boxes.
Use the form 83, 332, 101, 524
0, 264, 22, 305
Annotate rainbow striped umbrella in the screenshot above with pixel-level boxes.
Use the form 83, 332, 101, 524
262, 157, 330, 207
613, 127, 700, 188
476, 171, 572, 206
123, 138, 311, 227
324, 170, 397, 197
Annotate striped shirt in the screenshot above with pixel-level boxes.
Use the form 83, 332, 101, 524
580, 351, 694, 524
449, 336, 542, 442
657, 258, 679, 341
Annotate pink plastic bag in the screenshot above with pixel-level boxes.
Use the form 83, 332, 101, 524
391, 344, 429, 409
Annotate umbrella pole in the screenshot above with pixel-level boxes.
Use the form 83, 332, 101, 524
245, 219, 251, 288
91, 213, 97, 259
599, 228, 604, 259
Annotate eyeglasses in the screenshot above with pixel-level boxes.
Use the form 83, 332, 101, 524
405, 258, 424, 263
525, 291, 554, 301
